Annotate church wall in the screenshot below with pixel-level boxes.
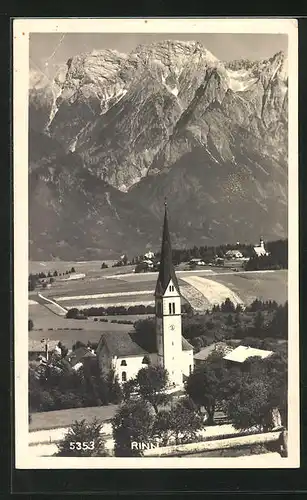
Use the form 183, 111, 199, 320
181, 349, 194, 377
113, 355, 149, 384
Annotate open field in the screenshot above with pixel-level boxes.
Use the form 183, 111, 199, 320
29, 303, 135, 331
181, 275, 243, 311
29, 260, 120, 275
209, 270, 288, 305
29, 266, 287, 341
29, 404, 118, 431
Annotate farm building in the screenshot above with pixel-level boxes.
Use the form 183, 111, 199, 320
144, 250, 155, 260
193, 342, 233, 367
225, 249, 244, 259
189, 258, 206, 266
28, 339, 60, 361
66, 346, 96, 371
223, 345, 273, 364
97, 203, 194, 387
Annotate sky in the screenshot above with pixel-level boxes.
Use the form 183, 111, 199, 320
29, 33, 287, 76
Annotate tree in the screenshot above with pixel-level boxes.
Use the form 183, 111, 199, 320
71, 267, 76, 273
154, 398, 203, 446
56, 418, 108, 456
66, 308, 80, 319
101, 262, 108, 269
221, 298, 236, 313
28, 273, 37, 291
226, 314, 234, 326
72, 340, 86, 351
112, 400, 156, 456
186, 354, 230, 424
134, 262, 148, 273
236, 304, 244, 313
53, 270, 58, 277
124, 365, 169, 413
132, 318, 156, 352
57, 342, 68, 358
107, 369, 123, 404
224, 354, 287, 431
224, 376, 273, 432
28, 318, 34, 331
253, 311, 264, 332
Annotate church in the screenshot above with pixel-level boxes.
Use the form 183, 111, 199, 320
96, 203, 194, 388
253, 237, 269, 257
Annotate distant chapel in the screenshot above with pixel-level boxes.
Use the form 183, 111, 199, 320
97, 203, 194, 388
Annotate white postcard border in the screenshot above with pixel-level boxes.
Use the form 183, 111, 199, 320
13, 17, 299, 469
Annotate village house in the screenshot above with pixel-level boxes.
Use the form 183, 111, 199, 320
28, 339, 60, 361
66, 346, 96, 371
223, 345, 273, 364
97, 202, 194, 387
193, 342, 234, 367
225, 249, 244, 259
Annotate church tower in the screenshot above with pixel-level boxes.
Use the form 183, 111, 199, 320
155, 202, 183, 387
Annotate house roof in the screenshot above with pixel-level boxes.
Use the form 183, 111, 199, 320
67, 346, 96, 366
98, 331, 193, 357
29, 339, 60, 352
223, 345, 273, 363
181, 337, 194, 351
99, 331, 149, 357
155, 203, 180, 297
194, 342, 232, 361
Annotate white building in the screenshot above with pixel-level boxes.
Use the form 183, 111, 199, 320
97, 203, 194, 388
225, 249, 244, 259
144, 250, 155, 260
223, 345, 273, 363
194, 342, 234, 367
253, 237, 269, 257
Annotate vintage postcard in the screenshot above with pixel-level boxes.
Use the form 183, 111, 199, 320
14, 18, 299, 469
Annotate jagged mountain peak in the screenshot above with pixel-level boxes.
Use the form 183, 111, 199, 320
29, 42, 288, 259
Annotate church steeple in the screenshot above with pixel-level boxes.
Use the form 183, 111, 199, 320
155, 200, 180, 297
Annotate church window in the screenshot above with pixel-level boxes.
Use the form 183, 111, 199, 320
169, 285, 174, 292
120, 360, 127, 366
169, 302, 176, 314
121, 371, 127, 382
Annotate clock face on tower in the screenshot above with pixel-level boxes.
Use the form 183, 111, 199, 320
170, 324, 175, 330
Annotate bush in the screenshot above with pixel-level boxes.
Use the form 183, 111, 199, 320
66, 308, 80, 319
56, 419, 108, 457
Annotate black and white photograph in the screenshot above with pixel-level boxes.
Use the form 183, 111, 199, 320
13, 18, 299, 469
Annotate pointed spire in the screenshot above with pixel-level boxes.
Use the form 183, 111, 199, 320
155, 201, 180, 297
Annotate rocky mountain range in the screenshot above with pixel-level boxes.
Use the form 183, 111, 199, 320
29, 40, 288, 260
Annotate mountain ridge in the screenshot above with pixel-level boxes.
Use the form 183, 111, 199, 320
29, 41, 288, 260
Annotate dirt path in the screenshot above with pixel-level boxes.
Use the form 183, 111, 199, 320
180, 276, 244, 309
